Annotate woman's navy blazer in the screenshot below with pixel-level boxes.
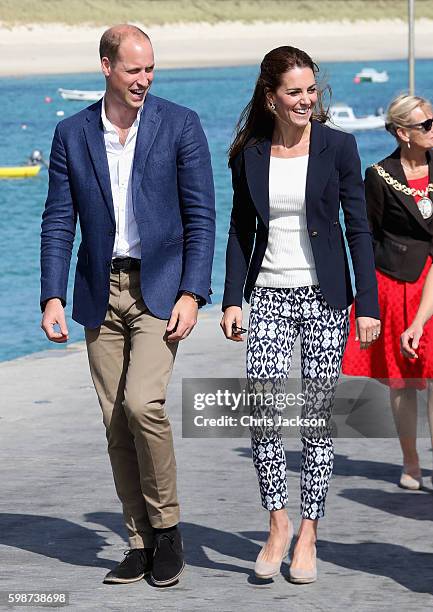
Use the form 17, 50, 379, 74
222, 119, 380, 319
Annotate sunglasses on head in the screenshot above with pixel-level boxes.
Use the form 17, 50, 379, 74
405, 117, 433, 132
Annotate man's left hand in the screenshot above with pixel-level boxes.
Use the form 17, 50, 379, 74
166, 294, 198, 342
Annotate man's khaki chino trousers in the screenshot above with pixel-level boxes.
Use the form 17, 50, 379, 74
85, 269, 179, 548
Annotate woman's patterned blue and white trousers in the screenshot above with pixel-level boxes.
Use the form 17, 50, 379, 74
247, 285, 349, 519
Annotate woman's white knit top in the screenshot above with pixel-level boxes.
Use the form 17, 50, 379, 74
255, 155, 318, 288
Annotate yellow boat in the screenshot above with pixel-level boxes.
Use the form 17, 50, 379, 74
0, 165, 41, 179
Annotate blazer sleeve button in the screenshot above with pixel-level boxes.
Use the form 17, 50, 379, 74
310, 230, 318, 237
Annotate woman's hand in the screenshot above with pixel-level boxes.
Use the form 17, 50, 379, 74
220, 306, 244, 342
400, 265, 433, 358
400, 322, 423, 359
355, 316, 381, 350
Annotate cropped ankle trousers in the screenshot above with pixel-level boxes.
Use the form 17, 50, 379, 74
247, 286, 349, 519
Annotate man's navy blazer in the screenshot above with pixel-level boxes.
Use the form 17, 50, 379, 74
222, 120, 380, 319
41, 94, 216, 327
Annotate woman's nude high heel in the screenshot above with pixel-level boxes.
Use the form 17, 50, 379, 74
400, 470, 423, 490
254, 520, 294, 579
289, 545, 317, 584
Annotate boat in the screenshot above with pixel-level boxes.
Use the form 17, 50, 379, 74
354, 68, 389, 83
327, 104, 385, 132
58, 88, 104, 102
0, 165, 41, 179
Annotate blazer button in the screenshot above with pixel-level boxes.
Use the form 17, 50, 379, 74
310, 230, 318, 237
333, 221, 339, 226
108, 229, 115, 236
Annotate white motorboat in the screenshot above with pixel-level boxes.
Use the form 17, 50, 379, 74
58, 88, 104, 102
327, 104, 385, 132
354, 67, 389, 83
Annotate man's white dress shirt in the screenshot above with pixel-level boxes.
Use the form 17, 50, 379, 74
101, 98, 142, 260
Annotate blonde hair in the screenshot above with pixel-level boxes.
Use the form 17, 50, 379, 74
385, 93, 433, 139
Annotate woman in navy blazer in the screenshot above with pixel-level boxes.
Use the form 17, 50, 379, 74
220, 46, 380, 584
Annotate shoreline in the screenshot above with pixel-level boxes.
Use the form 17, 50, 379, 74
1, 19, 433, 76
0, 305, 224, 365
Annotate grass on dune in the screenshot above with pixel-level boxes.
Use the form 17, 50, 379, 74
0, 0, 433, 26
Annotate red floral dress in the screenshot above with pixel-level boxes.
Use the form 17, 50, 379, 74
342, 175, 433, 389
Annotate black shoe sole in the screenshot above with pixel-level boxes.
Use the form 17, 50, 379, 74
103, 569, 151, 584
150, 562, 185, 586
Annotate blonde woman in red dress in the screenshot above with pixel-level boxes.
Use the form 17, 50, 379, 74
343, 94, 433, 490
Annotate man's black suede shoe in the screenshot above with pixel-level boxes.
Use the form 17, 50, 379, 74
151, 527, 185, 586
103, 548, 153, 584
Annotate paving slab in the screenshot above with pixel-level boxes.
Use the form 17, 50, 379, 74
1, 306, 432, 612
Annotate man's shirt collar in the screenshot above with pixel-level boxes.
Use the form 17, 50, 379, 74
101, 96, 143, 133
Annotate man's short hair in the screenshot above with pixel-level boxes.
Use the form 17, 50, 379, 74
99, 25, 150, 65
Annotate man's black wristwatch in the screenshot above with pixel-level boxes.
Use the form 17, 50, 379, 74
182, 291, 200, 303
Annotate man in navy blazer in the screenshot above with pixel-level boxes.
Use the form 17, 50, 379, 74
40, 25, 215, 586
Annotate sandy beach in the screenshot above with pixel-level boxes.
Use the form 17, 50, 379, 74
1, 19, 433, 76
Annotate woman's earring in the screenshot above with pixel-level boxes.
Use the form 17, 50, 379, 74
269, 101, 276, 111
407, 141, 411, 149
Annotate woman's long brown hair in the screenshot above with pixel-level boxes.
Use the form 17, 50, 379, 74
228, 46, 331, 165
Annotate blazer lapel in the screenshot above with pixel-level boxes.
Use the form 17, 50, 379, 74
132, 94, 162, 198
244, 122, 334, 228
244, 139, 271, 228
382, 150, 433, 233
305, 120, 334, 216
83, 100, 115, 225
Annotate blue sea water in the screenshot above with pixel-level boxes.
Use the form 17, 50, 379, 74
1, 59, 432, 361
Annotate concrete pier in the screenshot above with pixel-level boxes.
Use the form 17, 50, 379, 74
1, 307, 432, 611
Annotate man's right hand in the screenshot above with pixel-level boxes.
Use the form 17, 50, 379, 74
41, 298, 69, 343
220, 306, 244, 342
